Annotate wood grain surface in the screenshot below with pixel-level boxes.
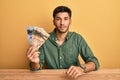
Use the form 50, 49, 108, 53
0, 69, 120, 80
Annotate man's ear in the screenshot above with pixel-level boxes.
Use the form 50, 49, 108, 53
53, 19, 55, 26
70, 19, 72, 25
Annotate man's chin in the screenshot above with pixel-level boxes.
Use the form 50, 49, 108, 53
58, 30, 68, 33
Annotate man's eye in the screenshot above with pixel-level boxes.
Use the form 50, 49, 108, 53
64, 18, 69, 20
56, 18, 60, 21
65, 18, 68, 20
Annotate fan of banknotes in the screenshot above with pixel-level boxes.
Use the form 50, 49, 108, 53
26, 26, 50, 49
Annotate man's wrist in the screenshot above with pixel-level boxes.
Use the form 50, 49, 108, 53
30, 62, 41, 71
80, 64, 87, 73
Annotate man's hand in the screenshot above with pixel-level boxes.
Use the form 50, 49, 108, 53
66, 66, 85, 79
26, 46, 40, 63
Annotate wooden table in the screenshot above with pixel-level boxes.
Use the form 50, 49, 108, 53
0, 69, 120, 80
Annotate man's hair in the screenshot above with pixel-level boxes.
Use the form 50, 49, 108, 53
53, 6, 72, 18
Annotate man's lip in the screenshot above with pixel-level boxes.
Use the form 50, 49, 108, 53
60, 25, 65, 28
60, 27, 65, 30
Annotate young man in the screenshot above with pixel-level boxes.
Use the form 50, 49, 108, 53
26, 6, 100, 78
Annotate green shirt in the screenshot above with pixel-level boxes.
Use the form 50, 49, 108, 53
30, 29, 100, 70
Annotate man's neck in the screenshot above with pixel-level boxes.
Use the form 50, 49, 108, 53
56, 31, 68, 45
56, 31, 68, 41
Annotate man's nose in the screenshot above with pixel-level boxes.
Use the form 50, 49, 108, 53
60, 20, 64, 25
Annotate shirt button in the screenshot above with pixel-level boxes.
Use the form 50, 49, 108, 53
60, 65, 62, 68
60, 56, 62, 59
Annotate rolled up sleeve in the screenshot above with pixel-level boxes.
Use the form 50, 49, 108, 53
79, 36, 100, 70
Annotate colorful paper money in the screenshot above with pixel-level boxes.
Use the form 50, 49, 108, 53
27, 26, 49, 49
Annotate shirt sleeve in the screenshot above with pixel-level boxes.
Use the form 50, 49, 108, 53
78, 35, 100, 70
39, 45, 45, 69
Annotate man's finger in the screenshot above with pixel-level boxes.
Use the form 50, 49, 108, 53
26, 46, 33, 56
72, 70, 78, 78
27, 47, 38, 58
32, 51, 40, 58
69, 67, 75, 76
66, 66, 74, 75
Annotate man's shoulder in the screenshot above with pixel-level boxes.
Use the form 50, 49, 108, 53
69, 31, 82, 38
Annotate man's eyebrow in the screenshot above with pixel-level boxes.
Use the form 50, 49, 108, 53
55, 16, 69, 18
64, 17, 69, 18
55, 17, 61, 18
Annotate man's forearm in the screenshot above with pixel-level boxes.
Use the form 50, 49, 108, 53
83, 61, 96, 72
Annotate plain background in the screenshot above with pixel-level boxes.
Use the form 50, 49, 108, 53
0, 0, 120, 69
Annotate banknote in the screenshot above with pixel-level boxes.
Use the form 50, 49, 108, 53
27, 26, 50, 49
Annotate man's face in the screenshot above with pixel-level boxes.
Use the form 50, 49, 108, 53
53, 12, 71, 33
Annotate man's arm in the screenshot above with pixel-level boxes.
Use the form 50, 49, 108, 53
26, 46, 41, 70
81, 61, 96, 72
30, 62, 41, 70
66, 61, 96, 79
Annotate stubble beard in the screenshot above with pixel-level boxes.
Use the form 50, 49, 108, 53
57, 26, 69, 34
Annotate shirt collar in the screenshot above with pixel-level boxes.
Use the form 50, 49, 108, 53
50, 28, 71, 41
